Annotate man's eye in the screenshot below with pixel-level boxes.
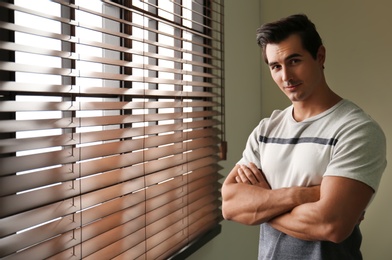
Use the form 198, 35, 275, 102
290, 59, 300, 65
271, 65, 281, 70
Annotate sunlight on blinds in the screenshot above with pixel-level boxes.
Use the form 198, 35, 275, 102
0, 0, 225, 258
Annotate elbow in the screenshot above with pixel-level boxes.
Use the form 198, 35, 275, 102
327, 232, 351, 244
221, 186, 234, 221
221, 199, 263, 225
221, 187, 258, 225
221, 198, 240, 222
221, 182, 265, 225
323, 223, 353, 244
221, 200, 232, 221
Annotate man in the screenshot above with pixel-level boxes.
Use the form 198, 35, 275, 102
221, 14, 387, 259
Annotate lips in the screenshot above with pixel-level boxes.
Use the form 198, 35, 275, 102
285, 82, 301, 90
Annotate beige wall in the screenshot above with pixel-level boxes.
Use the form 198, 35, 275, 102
189, 0, 392, 259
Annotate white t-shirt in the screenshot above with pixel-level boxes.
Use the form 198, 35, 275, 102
238, 99, 386, 191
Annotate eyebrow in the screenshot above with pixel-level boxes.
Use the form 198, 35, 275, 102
268, 53, 302, 67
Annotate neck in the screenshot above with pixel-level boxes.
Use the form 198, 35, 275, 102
292, 88, 342, 122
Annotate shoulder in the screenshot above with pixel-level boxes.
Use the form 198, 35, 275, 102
335, 100, 385, 138
245, 106, 292, 144
255, 106, 293, 130
325, 100, 387, 191
336, 100, 378, 122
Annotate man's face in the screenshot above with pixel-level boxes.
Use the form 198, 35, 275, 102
265, 34, 325, 103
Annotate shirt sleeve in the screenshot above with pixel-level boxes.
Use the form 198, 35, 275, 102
237, 124, 262, 169
324, 119, 387, 192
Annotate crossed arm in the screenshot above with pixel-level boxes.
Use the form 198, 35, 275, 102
221, 163, 373, 243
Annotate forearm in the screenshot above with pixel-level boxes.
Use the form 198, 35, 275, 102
269, 201, 360, 243
269, 202, 329, 241
269, 177, 373, 243
221, 164, 320, 225
222, 183, 298, 225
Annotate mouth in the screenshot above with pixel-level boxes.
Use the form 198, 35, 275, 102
284, 82, 301, 91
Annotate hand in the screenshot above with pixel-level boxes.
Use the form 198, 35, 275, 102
235, 163, 271, 189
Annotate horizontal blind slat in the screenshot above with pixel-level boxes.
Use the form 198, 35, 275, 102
0, 82, 221, 96
0, 61, 219, 87
0, 100, 219, 112
0, 126, 221, 155
0, 41, 222, 77
0, 111, 220, 133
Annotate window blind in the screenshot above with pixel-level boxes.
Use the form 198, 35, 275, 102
0, 0, 225, 259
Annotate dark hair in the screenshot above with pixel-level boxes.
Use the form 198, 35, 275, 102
256, 14, 323, 63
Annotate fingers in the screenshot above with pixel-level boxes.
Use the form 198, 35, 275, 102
235, 163, 271, 189
248, 162, 264, 183
237, 166, 251, 184
237, 164, 260, 185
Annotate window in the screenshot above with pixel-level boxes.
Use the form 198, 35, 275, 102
0, 0, 225, 259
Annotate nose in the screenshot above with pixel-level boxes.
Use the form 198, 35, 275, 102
281, 66, 292, 83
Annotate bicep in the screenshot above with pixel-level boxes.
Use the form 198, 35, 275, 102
315, 176, 373, 239
319, 176, 373, 218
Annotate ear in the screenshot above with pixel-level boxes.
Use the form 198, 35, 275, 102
317, 45, 326, 67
